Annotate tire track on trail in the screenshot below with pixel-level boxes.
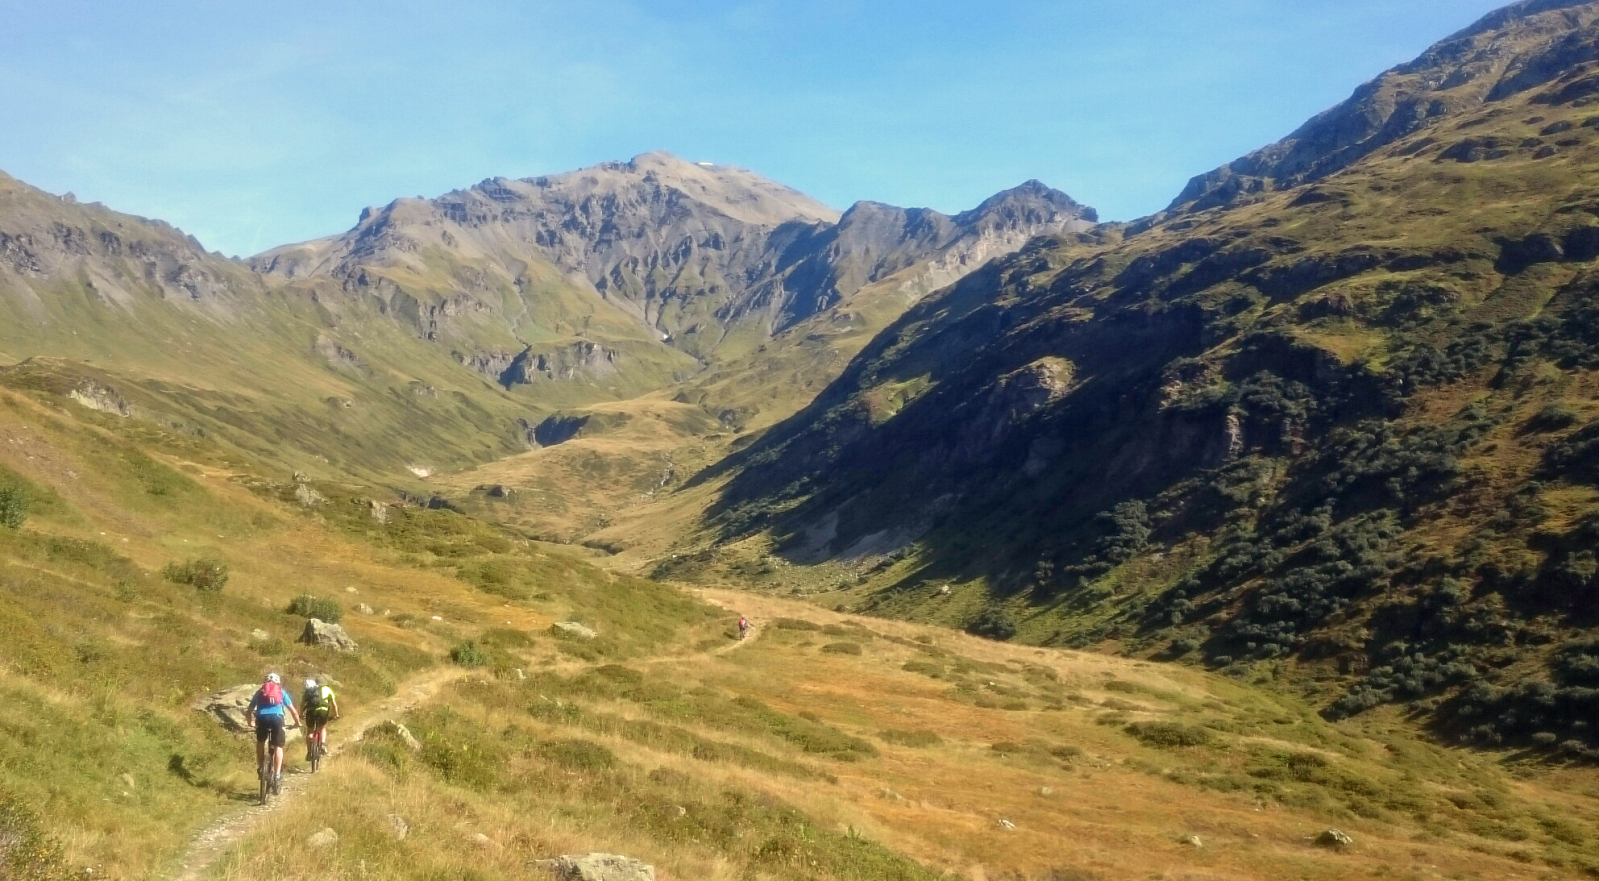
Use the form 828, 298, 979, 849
167, 601, 758, 879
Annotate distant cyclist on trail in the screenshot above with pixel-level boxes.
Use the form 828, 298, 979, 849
245, 673, 301, 796
302, 679, 340, 765
738, 616, 751, 640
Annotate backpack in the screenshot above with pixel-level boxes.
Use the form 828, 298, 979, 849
260, 681, 283, 707
304, 687, 325, 710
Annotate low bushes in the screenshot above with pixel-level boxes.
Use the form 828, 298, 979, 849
1126, 721, 1215, 749
162, 557, 229, 592
286, 594, 343, 623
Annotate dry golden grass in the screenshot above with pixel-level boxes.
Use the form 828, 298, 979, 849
198, 586, 1599, 880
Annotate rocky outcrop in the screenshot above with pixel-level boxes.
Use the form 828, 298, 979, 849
68, 381, 133, 417
542, 853, 656, 881
552, 621, 597, 639
300, 619, 358, 652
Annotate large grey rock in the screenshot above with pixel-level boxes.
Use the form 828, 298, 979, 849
388, 814, 410, 840
191, 684, 302, 742
553, 621, 597, 640
300, 618, 358, 652
544, 853, 655, 881
293, 483, 325, 507
1314, 829, 1353, 849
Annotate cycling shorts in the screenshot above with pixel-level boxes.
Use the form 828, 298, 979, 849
255, 715, 287, 748
306, 707, 331, 729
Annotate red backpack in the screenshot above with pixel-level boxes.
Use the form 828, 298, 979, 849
260, 681, 283, 707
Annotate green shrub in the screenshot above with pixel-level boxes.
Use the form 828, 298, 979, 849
773, 617, 821, 631
967, 607, 1018, 641
1528, 404, 1581, 433
537, 738, 616, 772
821, 642, 862, 655
286, 594, 343, 622
162, 557, 229, 592
1126, 721, 1216, 749
880, 728, 942, 748
450, 641, 489, 668
0, 485, 26, 529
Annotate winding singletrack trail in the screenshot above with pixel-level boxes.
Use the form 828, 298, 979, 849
167, 665, 468, 881
166, 599, 758, 880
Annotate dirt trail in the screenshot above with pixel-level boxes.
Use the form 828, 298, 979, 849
166, 599, 758, 880
167, 665, 468, 881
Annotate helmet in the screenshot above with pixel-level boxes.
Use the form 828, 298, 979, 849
305, 679, 318, 690
265, 672, 281, 684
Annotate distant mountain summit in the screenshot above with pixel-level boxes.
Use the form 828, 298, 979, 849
1169, 0, 1599, 214
255, 152, 1093, 362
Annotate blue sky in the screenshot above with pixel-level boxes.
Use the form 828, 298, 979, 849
0, 1, 1508, 257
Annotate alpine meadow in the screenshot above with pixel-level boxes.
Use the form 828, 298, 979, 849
5, 2, 1599, 880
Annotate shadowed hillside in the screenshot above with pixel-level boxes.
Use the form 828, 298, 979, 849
684, 0, 1599, 761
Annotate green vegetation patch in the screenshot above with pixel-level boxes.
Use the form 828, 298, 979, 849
162, 557, 229, 592
879, 728, 942, 748
286, 593, 342, 622
1125, 721, 1216, 749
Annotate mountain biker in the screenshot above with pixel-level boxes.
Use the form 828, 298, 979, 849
245, 672, 301, 795
302, 678, 340, 762
738, 616, 750, 640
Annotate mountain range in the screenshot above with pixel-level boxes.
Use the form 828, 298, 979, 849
4, 0, 1599, 763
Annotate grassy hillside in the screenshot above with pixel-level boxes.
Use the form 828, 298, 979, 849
669, 0, 1599, 762
5, 316, 1598, 880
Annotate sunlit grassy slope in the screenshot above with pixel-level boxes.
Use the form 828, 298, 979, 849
2, 373, 1597, 880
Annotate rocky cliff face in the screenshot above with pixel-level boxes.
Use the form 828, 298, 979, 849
254, 152, 1094, 364
697, 0, 1599, 756
0, 171, 259, 320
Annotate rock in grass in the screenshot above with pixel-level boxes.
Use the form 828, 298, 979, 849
307, 828, 338, 848
355, 603, 374, 615
544, 853, 656, 881
1315, 829, 1353, 849
553, 621, 597, 640
249, 628, 271, 641
300, 618, 358, 652
388, 814, 410, 840
1180, 834, 1203, 848
373, 720, 421, 751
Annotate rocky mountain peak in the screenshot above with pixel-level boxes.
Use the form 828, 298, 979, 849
1168, 0, 1599, 214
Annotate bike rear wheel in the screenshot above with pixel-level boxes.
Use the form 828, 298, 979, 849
258, 755, 271, 805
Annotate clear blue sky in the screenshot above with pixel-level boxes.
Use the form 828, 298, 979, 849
0, 0, 1508, 257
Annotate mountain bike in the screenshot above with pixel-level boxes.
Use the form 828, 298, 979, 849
307, 725, 328, 773
257, 749, 274, 805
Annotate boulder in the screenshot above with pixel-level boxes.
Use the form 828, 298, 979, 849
552, 621, 597, 640
294, 483, 325, 507
388, 814, 410, 841
1180, 835, 1203, 848
543, 854, 656, 881
307, 828, 338, 848
1314, 829, 1353, 849
300, 618, 358, 652
355, 603, 375, 615
372, 720, 421, 751
368, 499, 389, 523
249, 628, 271, 641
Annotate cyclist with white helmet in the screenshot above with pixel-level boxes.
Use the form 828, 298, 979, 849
244, 672, 301, 796
301, 678, 340, 768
